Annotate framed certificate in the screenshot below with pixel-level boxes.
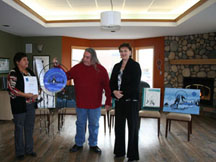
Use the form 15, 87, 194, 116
0, 58, 10, 74
24, 76, 38, 95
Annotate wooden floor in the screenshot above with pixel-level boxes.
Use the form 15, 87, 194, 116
0, 112, 216, 162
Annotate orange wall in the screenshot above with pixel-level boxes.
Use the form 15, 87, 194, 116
62, 37, 90, 70
134, 37, 165, 106
62, 36, 165, 106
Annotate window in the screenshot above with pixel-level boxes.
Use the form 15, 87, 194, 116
95, 49, 120, 76
71, 48, 85, 67
71, 48, 121, 76
136, 48, 154, 88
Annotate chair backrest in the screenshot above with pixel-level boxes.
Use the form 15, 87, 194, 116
141, 88, 161, 111
139, 81, 150, 109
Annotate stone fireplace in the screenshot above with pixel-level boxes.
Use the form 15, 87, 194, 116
164, 32, 216, 107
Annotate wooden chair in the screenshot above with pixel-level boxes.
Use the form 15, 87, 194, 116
58, 107, 76, 131
101, 107, 109, 134
139, 109, 161, 137
108, 99, 116, 133
139, 87, 161, 137
109, 108, 115, 133
35, 108, 50, 134
165, 112, 192, 141
58, 107, 108, 133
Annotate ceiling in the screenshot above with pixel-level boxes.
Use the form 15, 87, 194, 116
11, 0, 201, 20
0, 0, 216, 39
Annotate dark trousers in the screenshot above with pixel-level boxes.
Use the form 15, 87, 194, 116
114, 100, 139, 160
13, 103, 35, 156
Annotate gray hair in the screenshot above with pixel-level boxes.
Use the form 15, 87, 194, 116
82, 48, 100, 70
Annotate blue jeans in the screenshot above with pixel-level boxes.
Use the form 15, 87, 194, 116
75, 107, 101, 146
13, 103, 35, 156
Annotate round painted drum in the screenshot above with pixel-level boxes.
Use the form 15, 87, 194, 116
43, 67, 67, 93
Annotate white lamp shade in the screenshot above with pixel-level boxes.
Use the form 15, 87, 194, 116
100, 11, 121, 30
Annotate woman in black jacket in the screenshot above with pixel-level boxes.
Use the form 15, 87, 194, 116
8, 52, 38, 160
110, 43, 141, 161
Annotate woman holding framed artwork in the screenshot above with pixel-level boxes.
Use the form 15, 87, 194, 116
8, 52, 38, 160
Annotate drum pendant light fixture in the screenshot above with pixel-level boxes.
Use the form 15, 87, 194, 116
100, 0, 121, 32
100, 11, 121, 31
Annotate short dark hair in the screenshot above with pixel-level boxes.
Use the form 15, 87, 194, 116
13, 52, 27, 67
118, 43, 132, 52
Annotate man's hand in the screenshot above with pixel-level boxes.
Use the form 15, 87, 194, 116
113, 90, 123, 99
52, 57, 59, 66
105, 105, 111, 111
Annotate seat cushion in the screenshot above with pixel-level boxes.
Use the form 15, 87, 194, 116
35, 108, 50, 115
101, 108, 107, 115
109, 109, 115, 115
166, 112, 191, 121
60, 108, 76, 114
139, 110, 160, 118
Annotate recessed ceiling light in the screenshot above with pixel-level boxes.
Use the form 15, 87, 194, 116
2, 25, 10, 27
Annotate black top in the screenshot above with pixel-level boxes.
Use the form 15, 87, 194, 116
110, 58, 141, 100
8, 66, 37, 114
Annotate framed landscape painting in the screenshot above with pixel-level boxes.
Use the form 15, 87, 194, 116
163, 88, 200, 115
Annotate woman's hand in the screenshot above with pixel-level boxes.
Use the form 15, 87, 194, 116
113, 90, 123, 99
32, 95, 38, 100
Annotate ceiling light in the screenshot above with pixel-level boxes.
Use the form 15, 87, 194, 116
100, 11, 121, 32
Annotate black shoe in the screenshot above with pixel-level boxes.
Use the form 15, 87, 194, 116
69, 144, 83, 152
26, 152, 37, 157
90, 146, 102, 153
16, 155, 24, 160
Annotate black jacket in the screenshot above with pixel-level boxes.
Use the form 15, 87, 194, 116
9, 66, 37, 114
110, 58, 141, 100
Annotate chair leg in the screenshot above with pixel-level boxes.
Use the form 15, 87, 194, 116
107, 111, 110, 128
104, 115, 106, 134
58, 113, 60, 131
113, 116, 115, 128
188, 121, 190, 141
109, 115, 112, 134
165, 119, 168, 138
190, 120, 192, 134
47, 113, 50, 134
39, 110, 42, 133
138, 117, 141, 130
158, 118, 160, 137
111, 116, 114, 128
169, 120, 171, 132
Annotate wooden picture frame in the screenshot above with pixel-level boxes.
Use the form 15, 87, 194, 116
32, 55, 50, 75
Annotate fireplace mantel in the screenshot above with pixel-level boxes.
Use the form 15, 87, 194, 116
170, 59, 216, 65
